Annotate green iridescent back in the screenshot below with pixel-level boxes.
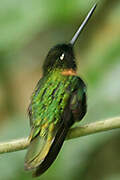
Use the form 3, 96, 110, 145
30, 70, 81, 133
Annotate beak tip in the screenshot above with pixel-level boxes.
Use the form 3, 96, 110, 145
69, 3, 97, 46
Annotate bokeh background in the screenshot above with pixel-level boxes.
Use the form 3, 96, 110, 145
0, 0, 120, 179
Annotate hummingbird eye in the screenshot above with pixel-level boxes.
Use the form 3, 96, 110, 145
60, 53, 65, 60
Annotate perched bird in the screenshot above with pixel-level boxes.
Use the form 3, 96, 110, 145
24, 4, 97, 177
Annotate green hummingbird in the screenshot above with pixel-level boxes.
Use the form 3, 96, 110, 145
24, 4, 96, 177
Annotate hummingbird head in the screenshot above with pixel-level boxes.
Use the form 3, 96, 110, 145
43, 3, 97, 75
43, 43, 76, 74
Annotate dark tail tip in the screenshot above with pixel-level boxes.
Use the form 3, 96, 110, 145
32, 171, 38, 178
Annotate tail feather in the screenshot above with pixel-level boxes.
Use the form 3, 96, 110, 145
24, 121, 69, 176
24, 134, 47, 170
33, 122, 69, 177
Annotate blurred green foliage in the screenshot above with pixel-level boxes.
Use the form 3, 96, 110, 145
0, 0, 120, 180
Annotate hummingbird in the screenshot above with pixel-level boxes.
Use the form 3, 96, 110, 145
24, 4, 97, 177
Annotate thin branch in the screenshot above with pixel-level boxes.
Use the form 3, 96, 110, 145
0, 117, 120, 154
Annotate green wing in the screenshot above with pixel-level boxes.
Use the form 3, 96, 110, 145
70, 77, 87, 121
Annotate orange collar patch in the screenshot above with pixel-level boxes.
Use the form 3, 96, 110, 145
61, 69, 77, 76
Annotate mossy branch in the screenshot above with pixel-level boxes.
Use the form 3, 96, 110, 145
0, 117, 120, 154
